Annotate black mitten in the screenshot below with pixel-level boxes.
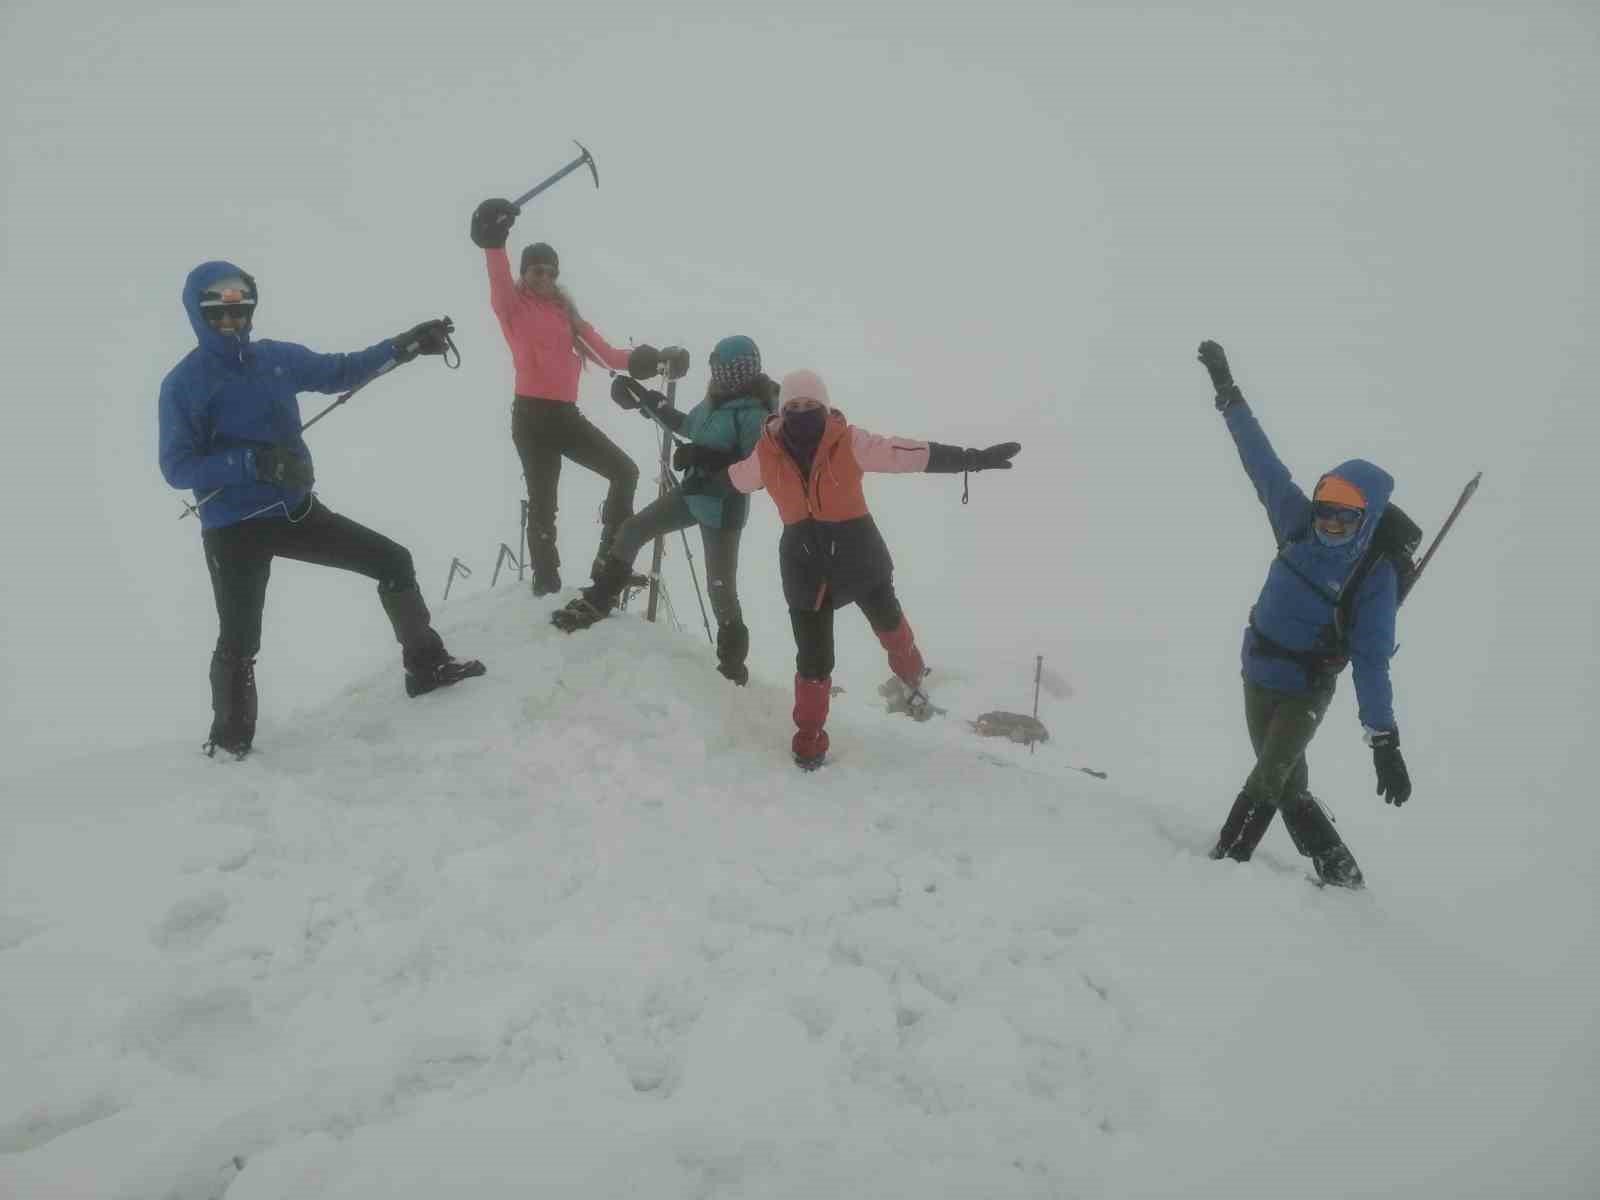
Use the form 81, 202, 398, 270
470, 199, 519, 249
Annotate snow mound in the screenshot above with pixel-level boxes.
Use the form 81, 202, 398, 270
1, 586, 1592, 1199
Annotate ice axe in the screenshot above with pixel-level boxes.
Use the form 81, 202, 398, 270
512, 141, 600, 208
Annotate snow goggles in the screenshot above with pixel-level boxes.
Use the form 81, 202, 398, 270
1312, 502, 1364, 528
202, 303, 255, 323
199, 275, 256, 321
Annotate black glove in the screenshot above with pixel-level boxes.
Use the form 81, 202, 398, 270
628, 344, 662, 379
673, 443, 741, 474
1369, 729, 1412, 806
253, 445, 314, 491
967, 442, 1020, 471
392, 317, 454, 364
469, 198, 519, 249
1198, 340, 1244, 411
610, 375, 642, 411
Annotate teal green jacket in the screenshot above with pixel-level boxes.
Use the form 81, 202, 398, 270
675, 389, 772, 529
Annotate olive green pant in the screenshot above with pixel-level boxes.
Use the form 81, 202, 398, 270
1241, 676, 1335, 810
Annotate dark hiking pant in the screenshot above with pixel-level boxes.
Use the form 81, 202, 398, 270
1213, 676, 1340, 860
606, 489, 744, 627
788, 576, 911, 681
200, 497, 444, 748
512, 397, 640, 578
1240, 676, 1335, 810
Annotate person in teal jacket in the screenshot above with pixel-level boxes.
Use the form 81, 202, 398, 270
552, 336, 776, 685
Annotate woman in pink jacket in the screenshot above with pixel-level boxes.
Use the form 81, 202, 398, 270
471, 197, 645, 595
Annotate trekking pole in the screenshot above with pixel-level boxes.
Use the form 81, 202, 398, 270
491, 543, 520, 587
676, 526, 715, 647
178, 327, 459, 520
645, 376, 678, 624
1411, 471, 1482, 588
518, 500, 529, 578
442, 556, 471, 602
1031, 655, 1043, 756
512, 141, 599, 208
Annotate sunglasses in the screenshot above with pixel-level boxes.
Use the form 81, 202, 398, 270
524, 265, 559, 278
202, 303, 255, 322
1312, 502, 1364, 527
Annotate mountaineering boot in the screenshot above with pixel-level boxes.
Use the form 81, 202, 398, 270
403, 651, 488, 698
716, 620, 750, 686
1281, 792, 1365, 889
380, 583, 486, 698
1209, 790, 1277, 861
551, 557, 633, 633
529, 528, 561, 597
792, 674, 832, 770
205, 648, 257, 759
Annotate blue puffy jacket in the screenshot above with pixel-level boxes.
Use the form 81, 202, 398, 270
158, 260, 398, 529
676, 389, 772, 530
1225, 402, 1400, 732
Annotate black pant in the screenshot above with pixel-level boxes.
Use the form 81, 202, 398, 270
201, 497, 422, 659
512, 397, 640, 575
788, 576, 904, 679
609, 490, 745, 626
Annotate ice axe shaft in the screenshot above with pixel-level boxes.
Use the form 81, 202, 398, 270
1412, 471, 1482, 584
513, 141, 599, 208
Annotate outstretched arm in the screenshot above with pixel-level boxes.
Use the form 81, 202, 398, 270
1201, 341, 1310, 543
1348, 562, 1400, 734
280, 340, 398, 395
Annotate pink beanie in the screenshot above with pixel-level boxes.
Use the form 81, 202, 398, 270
778, 368, 831, 413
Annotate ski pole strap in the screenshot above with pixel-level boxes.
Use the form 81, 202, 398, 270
962, 466, 970, 505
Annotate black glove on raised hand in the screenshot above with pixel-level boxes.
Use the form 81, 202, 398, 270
253, 445, 314, 491
628, 344, 662, 380
469, 198, 519, 249
392, 317, 454, 364
1198, 340, 1244, 411
1369, 729, 1412, 806
968, 442, 1020, 471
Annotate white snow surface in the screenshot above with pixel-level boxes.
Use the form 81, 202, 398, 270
3, 587, 1595, 1200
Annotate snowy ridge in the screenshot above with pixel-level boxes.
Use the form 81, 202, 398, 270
1, 586, 1591, 1199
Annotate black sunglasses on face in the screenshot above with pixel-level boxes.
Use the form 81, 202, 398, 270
1312, 502, 1363, 527
525, 265, 558, 278
203, 303, 255, 322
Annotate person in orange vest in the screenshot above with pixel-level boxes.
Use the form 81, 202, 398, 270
727, 368, 1020, 769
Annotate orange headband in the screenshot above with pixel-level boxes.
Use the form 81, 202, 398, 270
1314, 475, 1367, 510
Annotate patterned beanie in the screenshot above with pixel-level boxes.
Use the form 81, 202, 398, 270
708, 335, 762, 397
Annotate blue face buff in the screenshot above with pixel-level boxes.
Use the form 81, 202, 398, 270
1312, 502, 1364, 547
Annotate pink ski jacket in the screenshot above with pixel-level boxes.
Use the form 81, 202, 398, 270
484, 248, 629, 401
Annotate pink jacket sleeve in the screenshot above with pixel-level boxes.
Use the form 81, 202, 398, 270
485, 248, 516, 317
574, 321, 631, 372
849, 427, 930, 473
728, 450, 765, 493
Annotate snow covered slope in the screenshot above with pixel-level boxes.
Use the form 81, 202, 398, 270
2, 586, 1594, 1200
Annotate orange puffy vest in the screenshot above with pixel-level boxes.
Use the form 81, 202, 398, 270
754, 412, 870, 525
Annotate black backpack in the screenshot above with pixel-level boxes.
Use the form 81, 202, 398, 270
1332, 501, 1423, 642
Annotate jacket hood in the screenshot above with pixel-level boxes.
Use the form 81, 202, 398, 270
1315, 459, 1394, 557
183, 260, 256, 362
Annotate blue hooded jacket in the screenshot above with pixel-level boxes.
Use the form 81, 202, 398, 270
1224, 402, 1400, 732
158, 260, 398, 529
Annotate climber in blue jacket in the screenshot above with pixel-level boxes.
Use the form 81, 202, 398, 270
159, 260, 483, 759
1199, 339, 1412, 888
